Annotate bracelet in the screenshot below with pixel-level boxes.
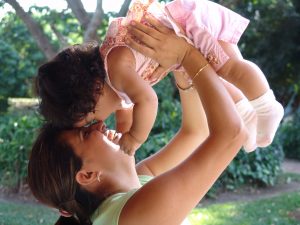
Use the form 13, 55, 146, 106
175, 82, 194, 91
192, 63, 209, 82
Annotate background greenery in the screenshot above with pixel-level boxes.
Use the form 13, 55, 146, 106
0, 0, 299, 196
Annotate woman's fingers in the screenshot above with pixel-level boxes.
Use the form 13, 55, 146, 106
127, 23, 158, 44
127, 20, 190, 69
144, 14, 173, 34
125, 35, 155, 59
128, 20, 162, 40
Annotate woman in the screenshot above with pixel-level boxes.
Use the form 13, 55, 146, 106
28, 17, 246, 225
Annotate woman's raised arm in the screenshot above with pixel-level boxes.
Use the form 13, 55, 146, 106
136, 71, 209, 176
120, 17, 247, 225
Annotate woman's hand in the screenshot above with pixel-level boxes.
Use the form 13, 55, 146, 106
125, 15, 192, 77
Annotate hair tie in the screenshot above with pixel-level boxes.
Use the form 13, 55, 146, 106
59, 209, 73, 217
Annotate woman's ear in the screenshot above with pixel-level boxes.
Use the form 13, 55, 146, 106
75, 170, 98, 186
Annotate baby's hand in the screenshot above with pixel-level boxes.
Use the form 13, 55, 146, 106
105, 129, 122, 145
119, 132, 142, 156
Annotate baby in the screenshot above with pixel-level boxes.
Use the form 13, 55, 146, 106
100, 0, 283, 152
36, 0, 283, 156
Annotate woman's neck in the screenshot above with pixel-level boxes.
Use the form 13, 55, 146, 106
111, 161, 142, 194
92, 158, 141, 199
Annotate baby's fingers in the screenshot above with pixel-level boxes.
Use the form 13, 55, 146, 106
105, 130, 121, 144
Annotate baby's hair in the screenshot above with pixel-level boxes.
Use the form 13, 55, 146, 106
35, 42, 106, 128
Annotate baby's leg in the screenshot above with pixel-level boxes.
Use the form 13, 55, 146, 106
218, 41, 284, 148
221, 78, 257, 152
217, 41, 269, 99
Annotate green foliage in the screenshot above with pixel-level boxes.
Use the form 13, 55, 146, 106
29, 6, 84, 45
0, 111, 42, 189
0, 12, 44, 111
231, 0, 300, 108
213, 137, 284, 192
279, 110, 300, 160
0, 0, 296, 192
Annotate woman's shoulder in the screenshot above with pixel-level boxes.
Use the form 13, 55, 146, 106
91, 175, 152, 225
92, 190, 135, 225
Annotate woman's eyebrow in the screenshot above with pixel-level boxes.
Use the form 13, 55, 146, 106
83, 119, 98, 128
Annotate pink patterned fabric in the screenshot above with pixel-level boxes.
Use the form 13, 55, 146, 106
100, 0, 249, 105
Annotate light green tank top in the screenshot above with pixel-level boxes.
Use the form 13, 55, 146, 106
91, 175, 191, 225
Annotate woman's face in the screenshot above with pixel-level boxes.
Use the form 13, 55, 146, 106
62, 121, 134, 173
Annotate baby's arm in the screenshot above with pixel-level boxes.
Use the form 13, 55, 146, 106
115, 108, 133, 134
107, 46, 158, 155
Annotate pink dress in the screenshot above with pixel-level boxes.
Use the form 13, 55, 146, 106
100, 0, 249, 106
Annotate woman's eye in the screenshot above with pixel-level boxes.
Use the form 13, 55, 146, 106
83, 119, 98, 128
83, 131, 89, 137
81, 128, 90, 138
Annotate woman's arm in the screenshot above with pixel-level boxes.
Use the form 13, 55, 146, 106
107, 47, 158, 155
136, 71, 209, 176
120, 18, 247, 225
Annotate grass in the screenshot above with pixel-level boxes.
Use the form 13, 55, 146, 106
189, 191, 300, 225
0, 200, 58, 225
0, 191, 299, 225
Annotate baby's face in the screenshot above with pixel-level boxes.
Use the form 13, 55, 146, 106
74, 84, 122, 128
73, 99, 111, 128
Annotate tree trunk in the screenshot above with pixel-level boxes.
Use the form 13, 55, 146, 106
117, 0, 131, 17
4, 0, 57, 59
50, 24, 69, 50
65, 0, 90, 30
83, 0, 104, 42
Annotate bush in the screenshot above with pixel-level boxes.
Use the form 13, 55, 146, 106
0, 111, 42, 190
211, 136, 284, 194
279, 110, 300, 160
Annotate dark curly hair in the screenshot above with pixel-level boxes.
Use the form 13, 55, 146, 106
35, 42, 106, 128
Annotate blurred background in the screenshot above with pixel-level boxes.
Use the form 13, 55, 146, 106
0, 0, 299, 224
